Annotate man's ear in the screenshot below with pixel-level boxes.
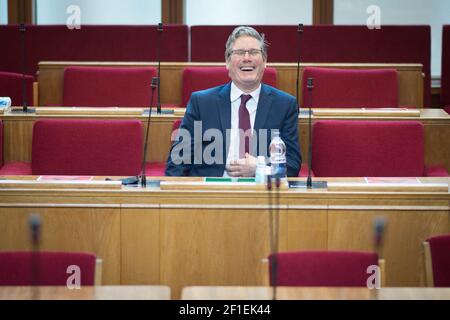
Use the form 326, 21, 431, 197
226, 59, 230, 70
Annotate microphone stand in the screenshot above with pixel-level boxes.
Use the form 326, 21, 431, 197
29, 214, 41, 299
296, 24, 303, 113
156, 23, 162, 115
267, 178, 278, 300
14, 0, 34, 114
290, 77, 327, 189
141, 77, 158, 187
118, 77, 157, 186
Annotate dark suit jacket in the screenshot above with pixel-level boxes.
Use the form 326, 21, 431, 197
165, 83, 301, 177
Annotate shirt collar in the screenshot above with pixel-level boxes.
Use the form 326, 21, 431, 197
230, 82, 262, 103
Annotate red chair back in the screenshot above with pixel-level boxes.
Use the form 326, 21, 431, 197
0, 71, 34, 107
181, 66, 277, 107
312, 120, 425, 177
269, 250, 378, 287
302, 67, 398, 108
31, 119, 143, 176
0, 251, 96, 286
63, 66, 157, 107
0, 120, 3, 167
427, 234, 450, 287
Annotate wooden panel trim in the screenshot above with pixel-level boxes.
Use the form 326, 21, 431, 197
8, 0, 34, 24
162, 0, 184, 24
313, 0, 333, 25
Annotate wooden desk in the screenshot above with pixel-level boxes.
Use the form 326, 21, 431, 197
1, 108, 449, 171
37, 62, 424, 108
0, 177, 448, 299
182, 286, 450, 300
0, 286, 171, 300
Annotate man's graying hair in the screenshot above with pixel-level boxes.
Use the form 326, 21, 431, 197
225, 26, 268, 61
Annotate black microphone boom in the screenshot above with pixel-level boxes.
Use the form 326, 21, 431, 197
288, 77, 327, 189
14, 0, 35, 114
296, 24, 303, 113
306, 77, 327, 189
141, 77, 159, 187
118, 77, 158, 186
29, 214, 41, 298
156, 23, 163, 114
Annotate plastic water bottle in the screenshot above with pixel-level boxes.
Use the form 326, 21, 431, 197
255, 156, 267, 184
269, 131, 287, 180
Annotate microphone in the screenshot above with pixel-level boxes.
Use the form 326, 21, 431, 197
296, 24, 303, 113
141, 77, 159, 187
29, 214, 41, 295
117, 77, 158, 186
288, 78, 327, 189
29, 213, 41, 249
13, 0, 34, 114
373, 217, 387, 258
306, 77, 327, 189
156, 23, 163, 115
267, 176, 279, 300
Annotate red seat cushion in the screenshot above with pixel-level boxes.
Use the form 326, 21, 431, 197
0, 71, 34, 107
0, 251, 97, 286
63, 66, 157, 107
0, 162, 32, 175
181, 67, 277, 107
31, 119, 143, 176
312, 120, 425, 177
427, 234, 450, 287
302, 67, 398, 108
144, 162, 166, 176
269, 251, 378, 287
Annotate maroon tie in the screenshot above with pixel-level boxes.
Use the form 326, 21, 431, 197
239, 94, 252, 157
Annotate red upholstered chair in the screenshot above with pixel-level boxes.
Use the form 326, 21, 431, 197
301, 67, 398, 108
423, 234, 450, 287
0, 251, 101, 286
63, 66, 157, 107
0, 120, 3, 169
268, 250, 381, 287
31, 119, 143, 176
310, 120, 448, 177
181, 67, 277, 107
0, 71, 34, 107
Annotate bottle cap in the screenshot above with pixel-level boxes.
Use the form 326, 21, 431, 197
257, 156, 266, 165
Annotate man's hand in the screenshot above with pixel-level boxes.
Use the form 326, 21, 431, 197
226, 153, 257, 177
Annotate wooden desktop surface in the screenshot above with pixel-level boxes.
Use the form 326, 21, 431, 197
0, 177, 449, 299
37, 62, 424, 108
182, 286, 450, 300
0, 285, 171, 300
1, 108, 449, 171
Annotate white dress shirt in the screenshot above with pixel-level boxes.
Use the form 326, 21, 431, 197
223, 82, 261, 176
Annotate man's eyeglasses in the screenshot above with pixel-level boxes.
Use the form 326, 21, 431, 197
231, 49, 262, 57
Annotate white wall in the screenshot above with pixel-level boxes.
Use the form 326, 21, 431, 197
185, 0, 312, 25
0, 0, 7, 25
334, 0, 450, 77
36, 0, 161, 25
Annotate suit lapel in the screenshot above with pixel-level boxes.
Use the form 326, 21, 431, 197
217, 83, 232, 133
254, 84, 273, 131
217, 83, 232, 164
